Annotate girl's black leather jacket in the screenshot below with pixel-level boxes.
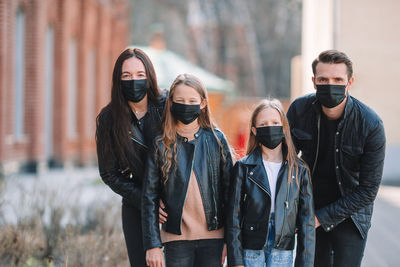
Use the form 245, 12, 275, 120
226, 147, 315, 267
141, 127, 233, 251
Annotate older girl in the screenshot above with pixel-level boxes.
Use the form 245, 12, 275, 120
142, 74, 233, 267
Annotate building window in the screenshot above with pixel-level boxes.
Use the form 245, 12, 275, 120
14, 8, 25, 139
67, 38, 78, 139
86, 48, 96, 137
44, 26, 54, 158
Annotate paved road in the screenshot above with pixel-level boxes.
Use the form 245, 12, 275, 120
363, 186, 400, 267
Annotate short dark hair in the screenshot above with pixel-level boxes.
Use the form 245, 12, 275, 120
312, 50, 353, 79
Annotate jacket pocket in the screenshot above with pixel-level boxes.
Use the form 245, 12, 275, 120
341, 145, 363, 172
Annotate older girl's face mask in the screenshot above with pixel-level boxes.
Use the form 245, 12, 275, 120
170, 102, 201, 124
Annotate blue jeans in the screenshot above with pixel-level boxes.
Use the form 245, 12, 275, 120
243, 217, 293, 267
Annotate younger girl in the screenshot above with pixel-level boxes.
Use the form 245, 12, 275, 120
141, 74, 233, 267
226, 99, 315, 267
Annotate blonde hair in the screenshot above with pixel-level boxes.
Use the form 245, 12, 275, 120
247, 99, 308, 184
157, 74, 225, 183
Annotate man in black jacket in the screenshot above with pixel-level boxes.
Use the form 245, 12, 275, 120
287, 50, 386, 267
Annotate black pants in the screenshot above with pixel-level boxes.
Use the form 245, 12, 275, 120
122, 203, 146, 267
315, 219, 367, 267
164, 239, 224, 267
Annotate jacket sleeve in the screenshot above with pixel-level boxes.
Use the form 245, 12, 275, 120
220, 133, 234, 213
96, 114, 142, 209
286, 102, 300, 153
141, 142, 162, 251
295, 167, 315, 267
316, 120, 386, 231
226, 162, 245, 267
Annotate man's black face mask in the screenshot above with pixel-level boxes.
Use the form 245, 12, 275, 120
316, 84, 347, 108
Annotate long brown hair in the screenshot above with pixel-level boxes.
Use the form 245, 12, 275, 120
157, 74, 224, 183
96, 48, 160, 170
247, 99, 306, 184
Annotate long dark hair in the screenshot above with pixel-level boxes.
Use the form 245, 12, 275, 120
96, 48, 160, 170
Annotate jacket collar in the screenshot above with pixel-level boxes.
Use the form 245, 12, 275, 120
242, 143, 288, 165
311, 92, 354, 120
242, 144, 288, 195
177, 127, 204, 143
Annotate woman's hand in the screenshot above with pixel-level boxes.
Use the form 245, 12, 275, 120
146, 247, 165, 267
159, 200, 168, 224
221, 243, 227, 266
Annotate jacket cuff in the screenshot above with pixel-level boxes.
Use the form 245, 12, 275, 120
316, 209, 344, 232
143, 238, 162, 251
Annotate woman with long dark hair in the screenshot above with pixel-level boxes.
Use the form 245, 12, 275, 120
96, 48, 167, 266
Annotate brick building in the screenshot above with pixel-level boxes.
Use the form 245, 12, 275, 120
0, 0, 131, 176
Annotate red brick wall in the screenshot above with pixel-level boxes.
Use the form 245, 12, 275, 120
0, 0, 131, 175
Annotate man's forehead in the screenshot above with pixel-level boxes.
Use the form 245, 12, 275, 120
315, 62, 347, 77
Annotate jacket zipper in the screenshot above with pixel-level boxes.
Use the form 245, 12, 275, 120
276, 175, 291, 247
248, 175, 272, 246
130, 136, 148, 149
311, 114, 321, 175
248, 176, 271, 197
205, 138, 218, 226
241, 193, 248, 228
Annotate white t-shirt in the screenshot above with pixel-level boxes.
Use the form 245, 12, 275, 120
262, 160, 282, 212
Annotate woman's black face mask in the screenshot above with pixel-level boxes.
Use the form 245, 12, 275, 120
120, 79, 149, 103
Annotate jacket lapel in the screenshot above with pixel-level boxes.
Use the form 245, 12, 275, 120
244, 148, 271, 195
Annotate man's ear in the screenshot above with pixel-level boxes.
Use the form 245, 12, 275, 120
312, 76, 317, 90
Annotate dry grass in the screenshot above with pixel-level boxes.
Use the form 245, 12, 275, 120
0, 180, 129, 267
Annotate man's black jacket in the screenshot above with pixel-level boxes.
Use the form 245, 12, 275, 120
287, 93, 386, 238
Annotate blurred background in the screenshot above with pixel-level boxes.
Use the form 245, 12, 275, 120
0, 0, 399, 266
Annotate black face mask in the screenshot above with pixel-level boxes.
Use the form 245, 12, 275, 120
170, 102, 201, 125
256, 126, 285, 149
120, 79, 149, 103
316, 84, 347, 108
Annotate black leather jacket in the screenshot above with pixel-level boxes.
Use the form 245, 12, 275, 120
141, 127, 233, 251
96, 92, 166, 210
226, 147, 315, 267
287, 93, 386, 238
